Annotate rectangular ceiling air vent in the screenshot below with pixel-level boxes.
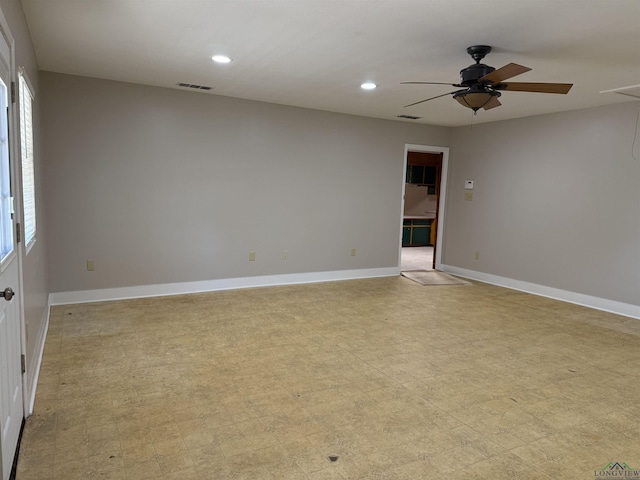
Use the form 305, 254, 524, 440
397, 114, 422, 120
177, 82, 212, 91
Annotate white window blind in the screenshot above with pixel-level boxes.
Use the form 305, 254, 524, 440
19, 72, 36, 248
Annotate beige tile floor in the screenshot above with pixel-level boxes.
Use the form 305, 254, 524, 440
16, 277, 640, 479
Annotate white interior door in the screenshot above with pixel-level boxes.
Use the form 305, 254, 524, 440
0, 25, 22, 480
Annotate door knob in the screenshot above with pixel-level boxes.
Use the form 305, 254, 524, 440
1, 287, 14, 301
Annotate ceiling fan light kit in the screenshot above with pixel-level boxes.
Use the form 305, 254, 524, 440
402, 45, 573, 113
454, 91, 499, 111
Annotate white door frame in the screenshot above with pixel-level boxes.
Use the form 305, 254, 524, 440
399, 144, 449, 270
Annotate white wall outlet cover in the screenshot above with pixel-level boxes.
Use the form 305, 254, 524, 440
465, 180, 474, 190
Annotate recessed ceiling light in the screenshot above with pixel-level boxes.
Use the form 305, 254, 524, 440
361, 82, 377, 90
212, 55, 232, 64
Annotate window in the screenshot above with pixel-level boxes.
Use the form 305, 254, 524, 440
0, 76, 12, 261
19, 70, 35, 249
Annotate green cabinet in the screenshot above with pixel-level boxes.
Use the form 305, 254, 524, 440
412, 222, 430, 245
402, 219, 432, 246
402, 223, 412, 246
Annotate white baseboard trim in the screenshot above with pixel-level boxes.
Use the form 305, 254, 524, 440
441, 264, 640, 320
49, 267, 401, 306
27, 305, 50, 415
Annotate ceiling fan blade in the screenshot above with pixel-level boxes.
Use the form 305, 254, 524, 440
483, 96, 502, 110
480, 63, 532, 83
401, 81, 463, 86
499, 82, 573, 94
404, 91, 457, 108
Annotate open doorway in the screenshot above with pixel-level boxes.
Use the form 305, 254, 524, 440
400, 145, 449, 273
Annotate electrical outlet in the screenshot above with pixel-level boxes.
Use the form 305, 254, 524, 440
350, 248, 356, 257
474, 252, 480, 260
283, 250, 288, 260
86, 260, 95, 271
249, 252, 256, 261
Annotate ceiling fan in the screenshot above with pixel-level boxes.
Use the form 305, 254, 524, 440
402, 45, 573, 112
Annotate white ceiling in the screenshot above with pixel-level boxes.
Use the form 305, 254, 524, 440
20, 0, 640, 127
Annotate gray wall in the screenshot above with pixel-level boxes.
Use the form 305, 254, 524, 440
40, 70, 640, 309
0, 0, 49, 382
445, 102, 640, 306
42, 72, 450, 293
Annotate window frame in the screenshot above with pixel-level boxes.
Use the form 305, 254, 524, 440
18, 68, 36, 253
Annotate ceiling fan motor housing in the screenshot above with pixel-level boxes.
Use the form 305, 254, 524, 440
460, 63, 495, 85
460, 45, 495, 85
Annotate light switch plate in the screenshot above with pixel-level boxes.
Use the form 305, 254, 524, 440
465, 180, 474, 190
